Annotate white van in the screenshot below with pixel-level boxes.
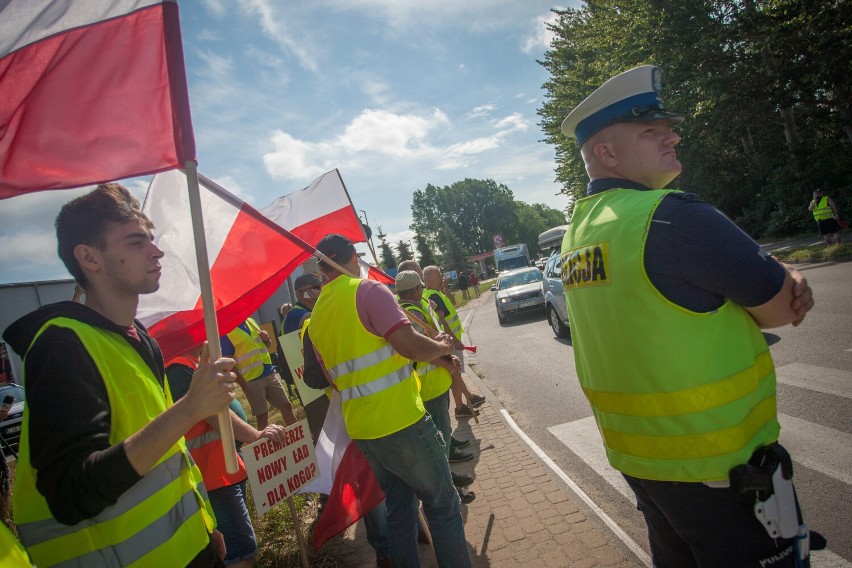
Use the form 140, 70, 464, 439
538, 225, 569, 338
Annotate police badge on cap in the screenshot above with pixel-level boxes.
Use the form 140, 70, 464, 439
561, 65, 683, 146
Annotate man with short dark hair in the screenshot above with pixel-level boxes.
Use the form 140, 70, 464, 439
308, 234, 470, 568
559, 65, 817, 567
4, 183, 237, 567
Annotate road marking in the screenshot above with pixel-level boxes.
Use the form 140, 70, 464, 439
777, 364, 852, 400
501, 409, 652, 567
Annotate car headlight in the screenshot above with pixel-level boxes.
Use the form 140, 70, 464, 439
499, 297, 510, 303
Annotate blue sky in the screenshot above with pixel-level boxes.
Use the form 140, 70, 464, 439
0, 0, 571, 285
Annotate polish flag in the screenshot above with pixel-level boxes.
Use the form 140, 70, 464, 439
0, 0, 194, 199
300, 391, 385, 551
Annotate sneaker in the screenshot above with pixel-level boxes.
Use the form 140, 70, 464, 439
450, 436, 470, 449
457, 487, 476, 504
448, 447, 474, 463
454, 404, 480, 418
452, 472, 474, 487
469, 394, 486, 408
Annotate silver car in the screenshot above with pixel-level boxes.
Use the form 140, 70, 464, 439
542, 250, 569, 337
492, 267, 545, 324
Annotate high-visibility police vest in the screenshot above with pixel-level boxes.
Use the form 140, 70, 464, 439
399, 301, 453, 402
812, 196, 834, 221
0, 522, 34, 567
310, 275, 425, 439
14, 317, 215, 567
425, 288, 463, 340
171, 355, 248, 492
562, 188, 779, 482
227, 318, 272, 381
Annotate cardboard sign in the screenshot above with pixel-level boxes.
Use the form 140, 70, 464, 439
280, 331, 324, 406
242, 419, 318, 516
259, 321, 278, 355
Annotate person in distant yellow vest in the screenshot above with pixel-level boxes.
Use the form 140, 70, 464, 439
559, 66, 817, 567
808, 189, 843, 245
308, 234, 470, 568
2, 184, 238, 567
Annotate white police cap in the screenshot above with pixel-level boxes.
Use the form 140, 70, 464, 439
560, 65, 683, 146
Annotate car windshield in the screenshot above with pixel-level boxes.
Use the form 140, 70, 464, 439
497, 270, 542, 290
0, 384, 25, 403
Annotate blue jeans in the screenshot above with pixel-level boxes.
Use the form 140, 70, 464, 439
424, 391, 451, 459
363, 500, 389, 558
355, 414, 470, 568
207, 480, 257, 565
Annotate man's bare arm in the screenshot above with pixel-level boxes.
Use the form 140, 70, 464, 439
744, 266, 814, 329
387, 324, 454, 362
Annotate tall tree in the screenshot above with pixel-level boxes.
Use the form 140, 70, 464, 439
395, 240, 414, 262
439, 223, 470, 274
376, 226, 396, 269
414, 232, 437, 267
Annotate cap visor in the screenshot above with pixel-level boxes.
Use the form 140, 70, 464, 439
621, 110, 684, 124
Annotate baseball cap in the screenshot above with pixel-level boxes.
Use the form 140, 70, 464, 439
294, 272, 322, 291
316, 234, 356, 267
561, 65, 684, 146
395, 270, 424, 292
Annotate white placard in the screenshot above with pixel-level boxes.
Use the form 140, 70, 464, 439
280, 331, 325, 406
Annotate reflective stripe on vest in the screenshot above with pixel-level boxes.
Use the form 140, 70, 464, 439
400, 301, 453, 402
227, 318, 272, 381
563, 189, 778, 482
812, 196, 834, 221
14, 318, 214, 567
309, 275, 424, 439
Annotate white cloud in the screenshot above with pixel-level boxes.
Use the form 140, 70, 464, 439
469, 104, 497, 119
0, 232, 59, 267
522, 10, 561, 54
196, 49, 233, 79
242, 0, 319, 73
201, 0, 227, 17
494, 113, 530, 132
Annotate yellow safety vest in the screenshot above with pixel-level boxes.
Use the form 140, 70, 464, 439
811, 196, 834, 221
424, 288, 463, 340
563, 189, 779, 482
310, 275, 425, 439
0, 523, 34, 567
14, 317, 215, 567
227, 317, 272, 381
400, 301, 453, 402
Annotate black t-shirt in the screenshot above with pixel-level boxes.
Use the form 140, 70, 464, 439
586, 179, 785, 312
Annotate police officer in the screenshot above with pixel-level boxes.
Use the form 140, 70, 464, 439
559, 66, 817, 567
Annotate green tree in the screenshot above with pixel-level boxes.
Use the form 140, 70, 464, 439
395, 240, 414, 262
376, 226, 396, 269
414, 232, 437, 267
508, 202, 568, 257
439, 223, 470, 274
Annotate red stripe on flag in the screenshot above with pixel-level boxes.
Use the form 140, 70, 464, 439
312, 441, 385, 551
0, 2, 194, 198
289, 206, 368, 247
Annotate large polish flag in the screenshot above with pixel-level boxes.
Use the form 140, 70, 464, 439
0, 0, 195, 199
300, 391, 385, 551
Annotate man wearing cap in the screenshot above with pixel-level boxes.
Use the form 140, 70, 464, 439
808, 189, 843, 245
222, 318, 297, 431
396, 270, 476, 503
559, 65, 817, 566
309, 234, 470, 568
283, 272, 323, 334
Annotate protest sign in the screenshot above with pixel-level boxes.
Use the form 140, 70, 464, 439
242, 419, 318, 516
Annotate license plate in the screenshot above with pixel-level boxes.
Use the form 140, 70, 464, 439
518, 300, 539, 308
4, 426, 20, 434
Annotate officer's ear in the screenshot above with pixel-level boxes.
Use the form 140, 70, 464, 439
592, 140, 618, 168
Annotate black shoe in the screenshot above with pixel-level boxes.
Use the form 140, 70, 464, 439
452, 472, 474, 487
450, 436, 470, 449
457, 487, 476, 504
449, 447, 473, 463
469, 394, 486, 408
454, 404, 479, 418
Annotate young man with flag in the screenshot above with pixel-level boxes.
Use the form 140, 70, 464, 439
308, 234, 471, 568
3, 184, 238, 567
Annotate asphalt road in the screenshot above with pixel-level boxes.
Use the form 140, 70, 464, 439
464, 259, 852, 565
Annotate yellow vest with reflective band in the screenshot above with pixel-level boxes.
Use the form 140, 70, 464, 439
400, 300, 453, 402
811, 196, 834, 221
425, 288, 463, 340
563, 188, 779, 482
0, 523, 34, 567
310, 275, 425, 439
14, 317, 216, 567
227, 317, 272, 381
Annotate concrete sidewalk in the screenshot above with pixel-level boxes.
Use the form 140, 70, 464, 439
319, 295, 646, 567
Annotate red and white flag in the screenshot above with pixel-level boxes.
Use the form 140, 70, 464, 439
0, 0, 195, 199
300, 391, 385, 551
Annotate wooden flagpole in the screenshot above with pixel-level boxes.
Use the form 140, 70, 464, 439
184, 161, 239, 474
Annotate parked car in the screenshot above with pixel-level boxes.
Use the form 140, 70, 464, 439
542, 250, 570, 337
491, 267, 545, 324
0, 383, 25, 460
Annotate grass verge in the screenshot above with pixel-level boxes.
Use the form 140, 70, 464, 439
770, 242, 852, 263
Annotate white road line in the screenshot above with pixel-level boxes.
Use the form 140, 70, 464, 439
778, 414, 852, 486
500, 409, 652, 567
776, 364, 852, 399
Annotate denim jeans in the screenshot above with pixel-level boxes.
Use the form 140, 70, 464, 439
423, 391, 451, 459
355, 414, 470, 568
363, 500, 389, 558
